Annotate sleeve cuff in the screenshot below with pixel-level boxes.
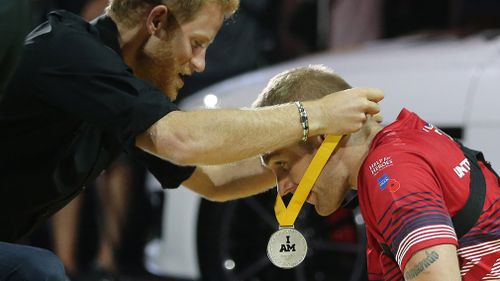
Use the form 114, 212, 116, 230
398, 224, 458, 270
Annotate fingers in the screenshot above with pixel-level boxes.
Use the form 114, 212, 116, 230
364, 100, 381, 115
338, 87, 384, 114
318, 87, 384, 135
372, 113, 384, 123
353, 87, 384, 102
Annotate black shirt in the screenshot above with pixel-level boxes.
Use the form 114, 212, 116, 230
0, 0, 31, 100
0, 11, 195, 242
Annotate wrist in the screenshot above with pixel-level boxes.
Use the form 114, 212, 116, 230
294, 101, 309, 142
301, 100, 325, 136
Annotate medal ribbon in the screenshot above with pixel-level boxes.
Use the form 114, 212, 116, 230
275, 134, 342, 226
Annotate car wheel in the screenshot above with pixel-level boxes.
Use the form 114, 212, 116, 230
197, 190, 367, 281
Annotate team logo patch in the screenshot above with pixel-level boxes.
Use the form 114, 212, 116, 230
369, 156, 393, 175
377, 174, 390, 190
377, 174, 400, 192
388, 179, 400, 192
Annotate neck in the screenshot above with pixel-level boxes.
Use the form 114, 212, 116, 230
346, 120, 383, 187
110, 15, 148, 68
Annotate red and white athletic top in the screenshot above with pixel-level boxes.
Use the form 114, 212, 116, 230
358, 108, 500, 281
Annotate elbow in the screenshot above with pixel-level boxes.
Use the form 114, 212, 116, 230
209, 193, 232, 202
140, 111, 202, 165
148, 121, 201, 165
201, 188, 232, 202
156, 136, 198, 166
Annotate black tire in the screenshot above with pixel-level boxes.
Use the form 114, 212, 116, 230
197, 190, 367, 281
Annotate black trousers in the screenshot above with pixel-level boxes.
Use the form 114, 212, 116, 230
0, 242, 66, 281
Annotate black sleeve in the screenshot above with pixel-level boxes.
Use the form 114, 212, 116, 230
29, 26, 176, 152
131, 148, 196, 189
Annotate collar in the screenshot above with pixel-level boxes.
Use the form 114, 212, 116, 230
91, 15, 122, 56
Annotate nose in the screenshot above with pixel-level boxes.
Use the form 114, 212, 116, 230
191, 48, 206, 73
276, 173, 297, 197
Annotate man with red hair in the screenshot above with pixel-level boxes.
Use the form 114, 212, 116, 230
0, 1, 383, 280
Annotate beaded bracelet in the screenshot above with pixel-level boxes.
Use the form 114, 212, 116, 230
294, 101, 309, 142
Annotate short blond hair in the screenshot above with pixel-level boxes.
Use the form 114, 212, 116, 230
107, 0, 239, 28
253, 65, 351, 108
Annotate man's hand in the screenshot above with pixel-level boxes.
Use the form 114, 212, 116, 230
306, 87, 384, 135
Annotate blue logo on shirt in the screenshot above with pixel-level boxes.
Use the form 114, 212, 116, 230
377, 174, 390, 190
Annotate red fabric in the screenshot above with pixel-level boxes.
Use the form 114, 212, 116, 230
358, 108, 500, 280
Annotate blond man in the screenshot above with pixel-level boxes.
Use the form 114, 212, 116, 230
257, 65, 500, 281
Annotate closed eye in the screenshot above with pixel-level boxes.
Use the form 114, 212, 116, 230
261, 151, 288, 170
192, 39, 208, 50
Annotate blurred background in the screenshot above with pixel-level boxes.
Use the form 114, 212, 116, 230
17, 0, 500, 281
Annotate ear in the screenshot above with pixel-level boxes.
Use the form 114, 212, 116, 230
146, 5, 169, 35
310, 135, 325, 149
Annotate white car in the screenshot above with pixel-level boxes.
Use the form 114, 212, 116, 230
145, 32, 500, 281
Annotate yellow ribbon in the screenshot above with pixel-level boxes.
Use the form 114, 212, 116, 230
275, 134, 342, 226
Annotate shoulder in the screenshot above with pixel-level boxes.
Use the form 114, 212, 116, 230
357, 142, 443, 230
360, 141, 433, 190
26, 11, 126, 73
27, 11, 95, 48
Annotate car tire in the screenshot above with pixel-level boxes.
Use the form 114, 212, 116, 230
197, 191, 368, 281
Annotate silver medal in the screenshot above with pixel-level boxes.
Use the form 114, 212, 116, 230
266, 227, 307, 268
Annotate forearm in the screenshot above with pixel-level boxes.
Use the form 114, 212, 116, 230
182, 157, 276, 201
136, 87, 383, 165
138, 102, 322, 165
